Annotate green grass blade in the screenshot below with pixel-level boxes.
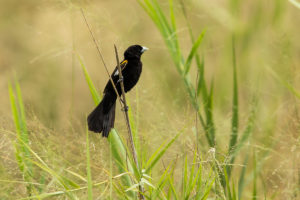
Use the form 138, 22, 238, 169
16, 81, 28, 142
229, 99, 257, 161
108, 130, 134, 187
252, 151, 257, 200
185, 150, 198, 199
183, 156, 188, 197
205, 81, 215, 147
195, 155, 203, 199
187, 151, 196, 191
15, 81, 33, 178
19, 191, 66, 199
139, 0, 216, 147
180, 1, 208, 98
228, 36, 239, 177
200, 177, 215, 200
169, 0, 177, 33
183, 31, 206, 75
289, 0, 300, 9
19, 181, 110, 200
238, 153, 249, 199
139, 0, 182, 72
232, 180, 237, 200
140, 0, 172, 39
9, 81, 33, 195
127, 100, 140, 160
168, 0, 181, 64
224, 169, 232, 200
168, 174, 179, 200
198, 74, 215, 147
86, 126, 93, 200
76, 54, 101, 104
229, 36, 239, 149
150, 0, 173, 36
151, 163, 172, 200
145, 132, 180, 174
16, 137, 79, 199
9, 84, 21, 135
196, 57, 205, 97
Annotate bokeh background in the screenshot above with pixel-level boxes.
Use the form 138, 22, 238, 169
0, 0, 299, 199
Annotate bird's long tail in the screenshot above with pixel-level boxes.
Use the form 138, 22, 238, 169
87, 92, 116, 137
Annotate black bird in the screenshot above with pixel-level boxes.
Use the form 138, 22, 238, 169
87, 44, 148, 137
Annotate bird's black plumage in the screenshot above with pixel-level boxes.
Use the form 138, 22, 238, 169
87, 45, 148, 137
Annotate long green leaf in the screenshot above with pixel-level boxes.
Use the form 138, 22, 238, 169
149, 0, 172, 35
228, 99, 257, 161
195, 154, 203, 199
108, 130, 134, 189
168, 0, 181, 65
127, 100, 140, 159
185, 150, 201, 200
15, 81, 33, 179
185, 151, 196, 199
228, 36, 239, 177
183, 156, 188, 197
204, 80, 215, 147
168, 174, 179, 200
15, 137, 78, 199
196, 57, 205, 97
145, 132, 180, 173
238, 153, 249, 199
77, 54, 101, 104
200, 177, 215, 200
232, 181, 237, 200
224, 169, 232, 200
184, 31, 206, 75
151, 163, 172, 200
16, 81, 28, 142
9, 81, 33, 195
9, 84, 22, 140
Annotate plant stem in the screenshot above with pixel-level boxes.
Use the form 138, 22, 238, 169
81, 9, 144, 199
80, 9, 122, 107
114, 45, 145, 200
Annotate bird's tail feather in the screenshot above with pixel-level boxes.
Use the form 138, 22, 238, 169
102, 103, 116, 137
87, 93, 116, 137
87, 101, 104, 133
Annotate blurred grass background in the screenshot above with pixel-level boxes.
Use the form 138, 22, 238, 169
0, 0, 299, 199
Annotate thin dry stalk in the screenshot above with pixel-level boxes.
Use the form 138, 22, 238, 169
80, 8, 145, 200
80, 9, 122, 106
114, 45, 145, 200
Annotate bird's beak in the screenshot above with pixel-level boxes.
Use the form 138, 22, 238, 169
141, 46, 149, 53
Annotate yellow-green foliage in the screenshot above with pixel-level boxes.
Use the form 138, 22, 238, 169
0, 0, 299, 199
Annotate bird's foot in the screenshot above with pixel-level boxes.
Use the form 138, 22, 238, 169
122, 106, 129, 112
117, 77, 124, 83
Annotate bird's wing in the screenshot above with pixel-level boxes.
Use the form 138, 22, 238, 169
104, 60, 128, 94
112, 60, 128, 77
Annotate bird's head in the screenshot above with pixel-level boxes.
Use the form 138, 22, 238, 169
124, 45, 148, 59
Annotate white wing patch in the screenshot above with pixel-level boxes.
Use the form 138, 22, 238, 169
114, 70, 119, 76
113, 60, 127, 77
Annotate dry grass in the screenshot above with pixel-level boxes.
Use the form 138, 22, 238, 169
0, 0, 299, 199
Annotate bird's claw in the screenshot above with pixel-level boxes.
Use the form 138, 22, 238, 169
122, 106, 129, 112
117, 77, 124, 83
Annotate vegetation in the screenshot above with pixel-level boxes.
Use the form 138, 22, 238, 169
0, 0, 299, 199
